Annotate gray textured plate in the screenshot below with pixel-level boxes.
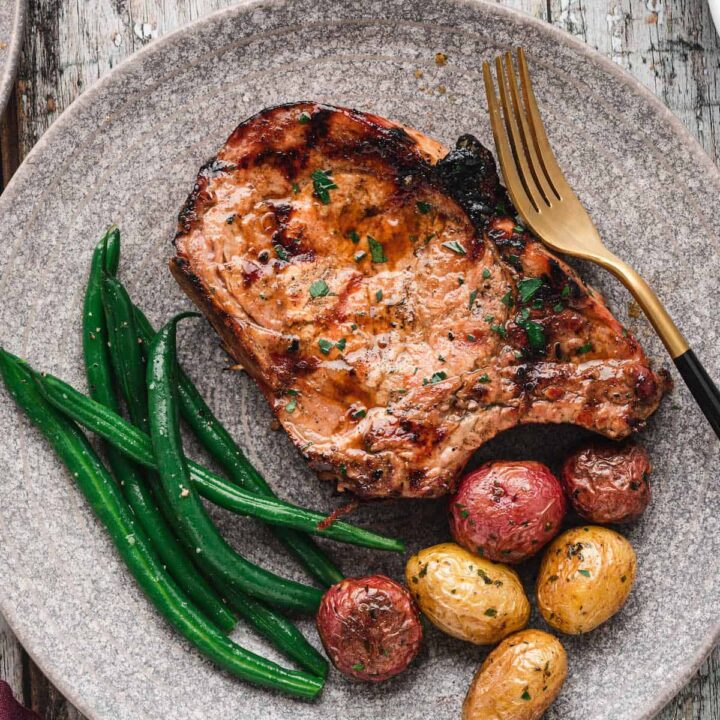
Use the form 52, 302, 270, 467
0, 2, 718, 719
0, 0, 25, 115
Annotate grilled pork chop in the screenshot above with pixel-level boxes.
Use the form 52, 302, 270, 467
172, 102, 669, 499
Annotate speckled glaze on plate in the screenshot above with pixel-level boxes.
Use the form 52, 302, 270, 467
0, 0, 25, 114
0, 2, 718, 719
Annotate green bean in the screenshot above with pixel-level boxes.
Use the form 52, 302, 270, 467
35, 371, 404, 551
147, 314, 324, 613
102, 274, 149, 430
104, 226, 120, 275
83, 235, 235, 631
0, 352, 323, 699
218, 580, 327, 678
133, 305, 344, 587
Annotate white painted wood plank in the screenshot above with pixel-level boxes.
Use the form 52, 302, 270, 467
0, 612, 24, 700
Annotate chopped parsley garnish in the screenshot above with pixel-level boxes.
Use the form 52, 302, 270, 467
501, 291, 514, 307
339, 463, 347, 476
285, 398, 297, 413
291, 182, 300, 194
273, 244, 289, 261
469, 288, 479, 311
311, 169, 337, 204
298, 110, 312, 124
561, 285, 571, 298
351, 662, 365, 672
376, 289, 383, 302
350, 323, 358, 331
490, 323, 506, 338
578, 569, 591, 577
354, 251, 367, 262
477, 373, 490, 383
521, 688, 532, 701
368, 235, 388, 263
348, 229, 361, 243
485, 314, 494, 322
517, 308, 531, 323
225, 214, 236, 224
423, 370, 448, 386
458, 276, 465, 285
455, 503, 469, 519
442, 240, 467, 255
518, 277, 544, 303
577, 342, 593, 355
350, 408, 367, 420
318, 338, 334, 355
482, 268, 491, 279
466, 334, 476, 341
484, 608, 498, 617
513, 224, 524, 233
438, 354, 445, 362
520, 319, 546, 352
318, 338, 346, 355
309, 279, 329, 298
416, 200, 432, 214
553, 302, 564, 313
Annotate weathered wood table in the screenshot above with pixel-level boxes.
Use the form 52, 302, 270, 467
0, 0, 718, 717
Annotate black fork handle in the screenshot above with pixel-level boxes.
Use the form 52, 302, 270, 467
674, 349, 720, 439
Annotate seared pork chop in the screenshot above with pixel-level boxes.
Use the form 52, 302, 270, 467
172, 102, 669, 499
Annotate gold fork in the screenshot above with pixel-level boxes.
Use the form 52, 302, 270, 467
483, 48, 720, 439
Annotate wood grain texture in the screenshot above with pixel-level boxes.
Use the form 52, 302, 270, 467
0, 1, 718, 718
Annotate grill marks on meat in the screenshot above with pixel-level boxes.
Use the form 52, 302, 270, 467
172, 102, 669, 499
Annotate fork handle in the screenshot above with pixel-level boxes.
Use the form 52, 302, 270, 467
608, 258, 720, 439
673, 350, 720, 438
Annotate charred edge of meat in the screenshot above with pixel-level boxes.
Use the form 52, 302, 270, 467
169, 255, 244, 369
436, 134, 511, 227
225, 101, 436, 191
174, 155, 229, 240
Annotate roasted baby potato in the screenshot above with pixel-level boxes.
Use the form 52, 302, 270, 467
315, 575, 423, 682
561, 442, 651, 524
405, 543, 530, 645
536, 525, 636, 634
449, 461, 566, 563
462, 629, 568, 720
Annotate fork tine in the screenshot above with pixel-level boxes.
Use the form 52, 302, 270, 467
502, 51, 557, 205
516, 47, 573, 200
494, 56, 543, 213
482, 62, 541, 224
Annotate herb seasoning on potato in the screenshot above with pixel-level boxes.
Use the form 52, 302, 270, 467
536, 526, 637, 634
405, 543, 530, 645
462, 629, 568, 720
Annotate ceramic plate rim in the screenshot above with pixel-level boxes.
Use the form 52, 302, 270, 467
0, 2, 718, 718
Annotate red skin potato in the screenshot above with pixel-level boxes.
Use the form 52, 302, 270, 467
316, 575, 423, 682
561, 442, 651, 524
448, 461, 566, 563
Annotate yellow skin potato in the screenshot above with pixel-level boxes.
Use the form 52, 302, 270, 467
462, 629, 568, 720
405, 542, 530, 645
536, 525, 636, 634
